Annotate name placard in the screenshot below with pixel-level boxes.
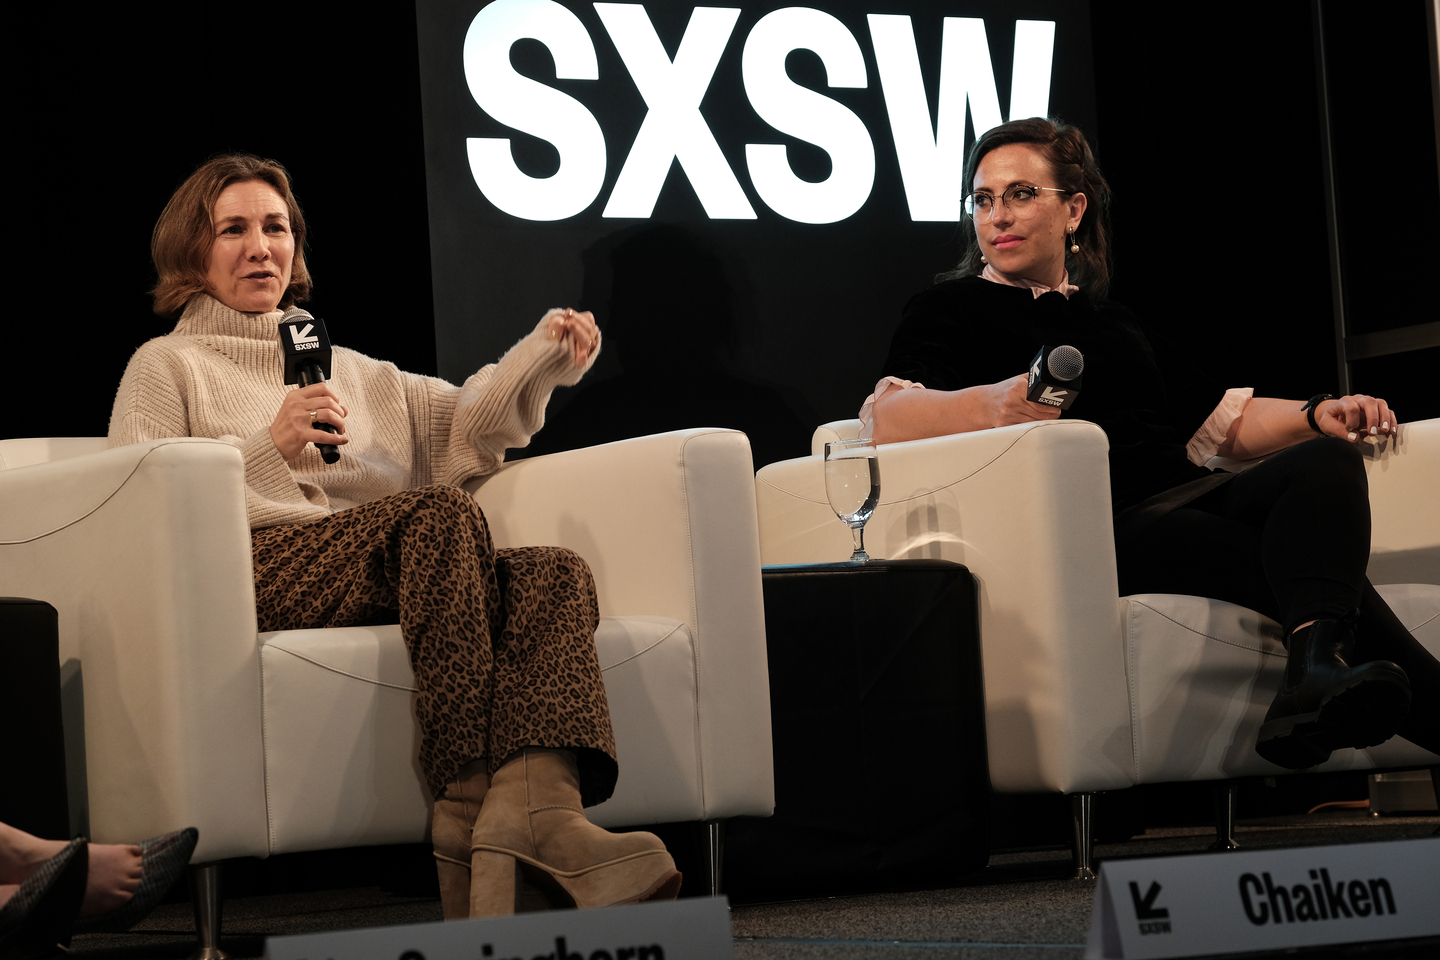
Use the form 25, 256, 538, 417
263, 896, 733, 960
1084, 837, 1439, 959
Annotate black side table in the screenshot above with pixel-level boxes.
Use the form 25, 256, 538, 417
0, 598, 70, 839
724, 559, 989, 898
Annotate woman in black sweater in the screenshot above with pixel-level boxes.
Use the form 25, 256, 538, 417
866, 117, 1437, 767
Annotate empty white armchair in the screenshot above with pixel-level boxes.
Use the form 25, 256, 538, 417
757, 417, 1439, 871
0, 428, 773, 944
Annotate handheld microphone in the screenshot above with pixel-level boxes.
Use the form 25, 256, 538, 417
1027, 344, 1084, 410
278, 307, 341, 464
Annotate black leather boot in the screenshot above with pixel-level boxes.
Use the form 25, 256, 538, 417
1255, 618, 1411, 769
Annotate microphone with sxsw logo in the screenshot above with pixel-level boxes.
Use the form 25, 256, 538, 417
1027, 344, 1084, 410
278, 307, 341, 464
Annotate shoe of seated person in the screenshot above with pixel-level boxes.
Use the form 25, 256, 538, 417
72, 828, 198, 934
1256, 619, 1411, 769
0, 836, 88, 960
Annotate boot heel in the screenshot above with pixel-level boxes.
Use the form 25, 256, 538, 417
469, 849, 520, 917
433, 853, 471, 921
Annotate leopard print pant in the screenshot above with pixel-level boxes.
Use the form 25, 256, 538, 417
251, 484, 618, 805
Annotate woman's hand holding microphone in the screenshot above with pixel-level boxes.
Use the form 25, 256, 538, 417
871, 371, 1060, 442
270, 383, 349, 462
982, 374, 1063, 428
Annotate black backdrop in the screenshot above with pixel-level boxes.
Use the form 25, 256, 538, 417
7, 0, 1436, 449
415, 0, 1098, 468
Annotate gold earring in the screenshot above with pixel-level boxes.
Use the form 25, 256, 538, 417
1069, 228, 1080, 255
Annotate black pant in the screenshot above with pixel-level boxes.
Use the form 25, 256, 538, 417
1116, 437, 1439, 753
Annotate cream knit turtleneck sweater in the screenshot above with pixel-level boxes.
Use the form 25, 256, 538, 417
108, 294, 597, 530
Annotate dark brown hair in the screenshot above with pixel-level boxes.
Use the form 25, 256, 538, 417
939, 117, 1113, 297
150, 153, 311, 318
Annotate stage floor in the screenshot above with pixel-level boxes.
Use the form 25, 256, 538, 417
66, 810, 1439, 960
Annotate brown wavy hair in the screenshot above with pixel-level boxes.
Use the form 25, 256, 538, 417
939, 117, 1113, 298
150, 154, 312, 318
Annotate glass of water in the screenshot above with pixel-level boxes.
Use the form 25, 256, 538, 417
824, 438, 880, 562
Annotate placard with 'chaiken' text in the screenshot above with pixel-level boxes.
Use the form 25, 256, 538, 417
1085, 837, 1438, 959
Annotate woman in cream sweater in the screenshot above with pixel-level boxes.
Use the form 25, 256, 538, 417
108, 154, 680, 918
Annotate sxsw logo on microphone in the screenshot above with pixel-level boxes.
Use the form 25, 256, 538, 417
460, 0, 1057, 223
1034, 386, 1069, 406
1027, 357, 1070, 406
287, 323, 321, 352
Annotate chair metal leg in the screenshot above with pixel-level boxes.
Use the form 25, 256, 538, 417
187, 861, 229, 960
1069, 793, 1096, 880
700, 820, 725, 897
1431, 767, 1439, 836
1209, 782, 1241, 851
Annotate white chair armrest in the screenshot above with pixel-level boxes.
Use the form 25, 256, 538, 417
1364, 417, 1439, 585
470, 429, 774, 819
811, 419, 863, 457
756, 419, 1133, 794
0, 437, 109, 469
0, 438, 269, 860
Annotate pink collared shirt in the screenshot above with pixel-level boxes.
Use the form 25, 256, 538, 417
980, 264, 1080, 298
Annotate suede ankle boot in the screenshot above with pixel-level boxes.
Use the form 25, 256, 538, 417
432, 759, 489, 920
1255, 618, 1411, 769
468, 748, 681, 916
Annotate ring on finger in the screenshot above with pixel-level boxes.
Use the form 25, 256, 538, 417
309, 410, 318, 421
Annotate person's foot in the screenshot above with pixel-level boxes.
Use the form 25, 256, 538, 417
0, 822, 140, 916
432, 759, 490, 921
73, 828, 199, 934
0, 837, 89, 954
80, 842, 142, 915
1256, 619, 1411, 769
468, 748, 680, 916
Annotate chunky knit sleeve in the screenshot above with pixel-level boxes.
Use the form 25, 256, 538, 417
403, 312, 598, 487
107, 341, 193, 448
107, 338, 331, 528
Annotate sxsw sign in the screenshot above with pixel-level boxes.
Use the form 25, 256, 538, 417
463, 0, 1057, 223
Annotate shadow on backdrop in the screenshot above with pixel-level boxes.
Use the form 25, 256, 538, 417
520, 224, 812, 470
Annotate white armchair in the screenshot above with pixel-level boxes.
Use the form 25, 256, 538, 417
0, 428, 773, 946
755, 417, 1439, 873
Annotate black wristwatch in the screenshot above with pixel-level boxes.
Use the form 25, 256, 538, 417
1301, 394, 1334, 435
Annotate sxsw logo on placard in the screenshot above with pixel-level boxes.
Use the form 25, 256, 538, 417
1129, 881, 1172, 936
462, 0, 1055, 223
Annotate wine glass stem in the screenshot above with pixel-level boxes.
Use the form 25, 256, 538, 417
850, 525, 869, 562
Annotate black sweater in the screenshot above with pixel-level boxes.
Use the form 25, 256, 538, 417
880, 277, 1226, 512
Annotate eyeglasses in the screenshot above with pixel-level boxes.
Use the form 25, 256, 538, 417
963, 185, 1070, 221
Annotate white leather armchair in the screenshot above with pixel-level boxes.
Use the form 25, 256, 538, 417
0, 429, 773, 945
755, 417, 1439, 873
